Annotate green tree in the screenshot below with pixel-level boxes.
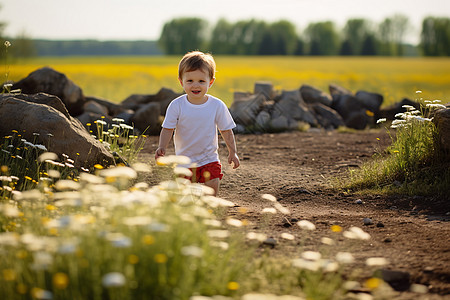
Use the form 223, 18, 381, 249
421, 17, 450, 56
360, 34, 378, 55
269, 20, 298, 55
341, 18, 373, 55
378, 14, 410, 56
304, 21, 340, 55
158, 18, 207, 55
209, 18, 233, 54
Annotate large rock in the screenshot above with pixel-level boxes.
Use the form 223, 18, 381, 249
433, 107, 450, 157
11, 67, 85, 116
329, 83, 352, 99
229, 93, 265, 126
273, 90, 317, 126
331, 94, 371, 129
122, 87, 180, 116
0, 94, 115, 169
300, 84, 332, 107
131, 102, 161, 135
85, 96, 129, 117
308, 102, 344, 129
254, 82, 275, 100
355, 91, 384, 116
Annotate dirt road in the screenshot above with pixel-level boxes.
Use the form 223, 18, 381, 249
143, 130, 450, 299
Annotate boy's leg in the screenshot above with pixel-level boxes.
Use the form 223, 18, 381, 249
205, 178, 220, 196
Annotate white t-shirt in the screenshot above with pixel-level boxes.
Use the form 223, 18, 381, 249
162, 94, 236, 167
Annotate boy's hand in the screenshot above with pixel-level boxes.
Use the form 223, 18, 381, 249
228, 152, 240, 169
155, 147, 165, 160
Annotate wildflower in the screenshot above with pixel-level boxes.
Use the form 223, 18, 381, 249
31, 287, 53, 300
366, 257, 389, 266
128, 254, 139, 264
302, 251, 321, 261
376, 118, 387, 124
4, 41, 11, 47
174, 166, 193, 177
55, 180, 80, 191
112, 118, 125, 123
336, 252, 354, 264
261, 193, 277, 202
35, 144, 47, 151
280, 233, 295, 240
402, 105, 416, 111
52, 272, 69, 289
262, 207, 277, 214
99, 166, 137, 179
274, 202, 290, 214
331, 225, 342, 232
343, 226, 371, 240
426, 103, 446, 110
321, 237, 335, 245
207, 230, 230, 239
365, 277, 382, 290
102, 272, 126, 288
154, 253, 168, 264
203, 219, 222, 227
203, 195, 235, 207
3, 269, 16, 281
292, 258, 320, 271
141, 234, 155, 245
181, 245, 204, 257
210, 241, 229, 250
32, 251, 54, 270
96, 120, 107, 125
156, 155, 191, 166
246, 232, 267, 242
227, 281, 240, 291
297, 220, 316, 230
226, 218, 243, 227
38, 152, 58, 163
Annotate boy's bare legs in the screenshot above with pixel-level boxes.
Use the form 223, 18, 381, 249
205, 178, 220, 196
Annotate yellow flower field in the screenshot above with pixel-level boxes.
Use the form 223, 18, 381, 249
7, 56, 450, 107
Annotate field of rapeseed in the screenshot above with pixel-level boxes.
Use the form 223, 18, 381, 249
8, 56, 450, 107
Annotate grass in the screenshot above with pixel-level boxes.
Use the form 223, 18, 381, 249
8, 56, 450, 107
343, 96, 450, 197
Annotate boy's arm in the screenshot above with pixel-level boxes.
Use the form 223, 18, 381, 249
219, 129, 240, 169
155, 128, 174, 160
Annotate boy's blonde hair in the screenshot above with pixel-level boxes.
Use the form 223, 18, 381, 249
178, 51, 216, 80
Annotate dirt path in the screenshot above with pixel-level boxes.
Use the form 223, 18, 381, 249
142, 130, 450, 299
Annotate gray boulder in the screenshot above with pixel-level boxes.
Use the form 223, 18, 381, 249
273, 90, 317, 126
0, 94, 115, 169
355, 91, 383, 115
229, 93, 265, 126
11, 67, 85, 116
300, 84, 332, 107
122, 87, 180, 116
309, 102, 344, 129
131, 102, 161, 135
254, 82, 274, 100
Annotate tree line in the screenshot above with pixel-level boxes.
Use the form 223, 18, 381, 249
159, 16, 450, 56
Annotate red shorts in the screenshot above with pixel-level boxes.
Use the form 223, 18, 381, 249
188, 161, 223, 183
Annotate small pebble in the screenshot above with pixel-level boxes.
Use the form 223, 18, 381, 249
363, 218, 374, 225
376, 222, 385, 228
263, 237, 277, 248
383, 238, 392, 243
355, 199, 363, 204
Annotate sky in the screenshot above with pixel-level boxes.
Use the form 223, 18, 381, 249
1, 0, 449, 44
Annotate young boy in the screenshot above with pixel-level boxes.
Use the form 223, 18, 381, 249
155, 51, 240, 196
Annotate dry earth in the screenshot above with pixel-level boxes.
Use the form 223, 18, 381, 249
142, 130, 450, 300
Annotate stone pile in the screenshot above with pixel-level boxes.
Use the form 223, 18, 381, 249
230, 81, 408, 133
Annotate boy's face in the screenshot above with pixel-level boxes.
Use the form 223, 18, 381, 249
178, 68, 215, 104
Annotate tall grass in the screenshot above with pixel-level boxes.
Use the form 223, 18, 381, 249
344, 95, 450, 196
8, 56, 450, 107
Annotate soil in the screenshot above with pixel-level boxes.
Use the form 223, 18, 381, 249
142, 130, 450, 300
